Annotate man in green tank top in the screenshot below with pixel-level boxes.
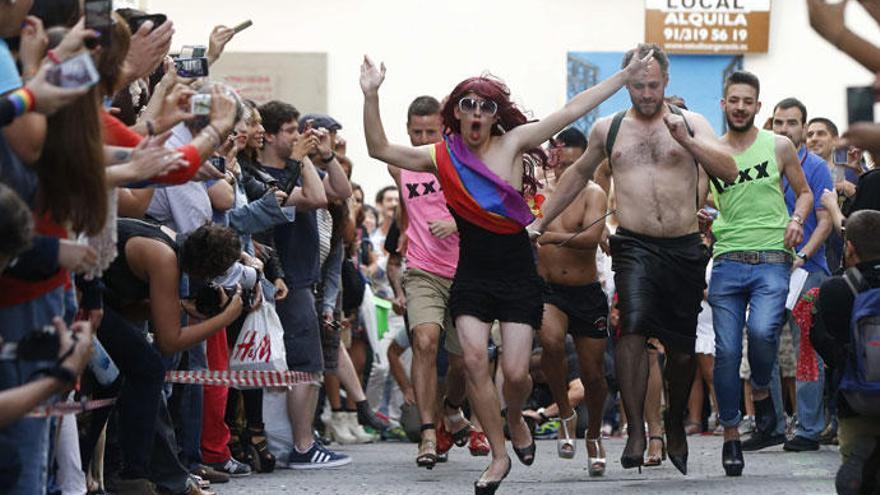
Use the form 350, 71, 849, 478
706, 71, 813, 478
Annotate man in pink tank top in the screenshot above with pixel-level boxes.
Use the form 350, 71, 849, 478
387, 96, 482, 469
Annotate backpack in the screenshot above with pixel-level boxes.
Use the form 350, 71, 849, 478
840, 267, 880, 416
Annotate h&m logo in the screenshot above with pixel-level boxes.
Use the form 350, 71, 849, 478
712, 161, 770, 193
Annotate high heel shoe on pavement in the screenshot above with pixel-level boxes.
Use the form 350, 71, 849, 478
722, 440, 744, 477
474, 456, 512, 495
586, 438, 606, 477
619, 426, 644, 473
557, 412, 577, 459
416, 424, 438, 470
510, 418, 536, 466
669, 452, 688, 476
644, 436, 666, 467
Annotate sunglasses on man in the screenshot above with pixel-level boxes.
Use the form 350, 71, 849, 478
458, 97, 498, 116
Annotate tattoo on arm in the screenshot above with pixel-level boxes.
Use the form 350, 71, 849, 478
114, 150, 132, 162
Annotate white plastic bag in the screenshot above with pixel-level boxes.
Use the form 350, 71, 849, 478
229, 302, 287, 372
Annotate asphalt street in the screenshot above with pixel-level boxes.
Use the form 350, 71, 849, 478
214, 435, 838, 494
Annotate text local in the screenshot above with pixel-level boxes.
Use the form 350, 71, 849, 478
667, 0, 745, 9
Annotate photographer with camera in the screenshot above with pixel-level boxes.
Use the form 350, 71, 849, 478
97, 219, 243, 494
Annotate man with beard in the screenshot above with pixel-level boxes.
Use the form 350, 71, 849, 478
532, 43, 738, 476
771, 98, 834, 454
708, 71, 812, 477
362, 49, 651, 493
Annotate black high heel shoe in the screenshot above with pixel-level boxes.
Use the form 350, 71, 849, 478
620, 428, 645, 473
669, 453, 688, 475
510, 418, 536, 466
620, 454, 644, 473
722, 440, 744, 477
474, 456, 512, 495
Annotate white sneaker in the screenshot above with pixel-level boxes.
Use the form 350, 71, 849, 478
345, 412, 375, 444
327, 412, 357, 445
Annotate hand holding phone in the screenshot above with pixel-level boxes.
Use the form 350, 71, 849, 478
233, 20, 253, 34
46, 52, 101, 89
191, 94, 212, 116
175, 57, 209, 78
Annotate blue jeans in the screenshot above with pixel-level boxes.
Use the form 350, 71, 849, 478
709, 259, 790, 428
0, 288, 64, 494
790, 269, 828, 440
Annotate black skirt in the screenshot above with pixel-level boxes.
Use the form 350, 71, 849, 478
610, 227, 709, 354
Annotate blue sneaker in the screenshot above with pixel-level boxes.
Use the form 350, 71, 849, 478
287, 442, 351, 469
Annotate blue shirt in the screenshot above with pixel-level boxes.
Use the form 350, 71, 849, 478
0, 40, 22, 96
784, 146, 833, 275
263, 161, 325, 289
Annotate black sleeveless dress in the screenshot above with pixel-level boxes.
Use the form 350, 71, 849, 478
447, 211, 544, 330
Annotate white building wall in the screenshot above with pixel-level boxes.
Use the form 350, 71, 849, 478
144, 0, 880, 199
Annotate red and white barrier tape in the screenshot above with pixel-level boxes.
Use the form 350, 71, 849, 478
28, 398, 117, 417
164, 370, 314, 387
26, 371, 313, 417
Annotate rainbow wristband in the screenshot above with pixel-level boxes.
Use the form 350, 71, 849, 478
8, 88, 36, 117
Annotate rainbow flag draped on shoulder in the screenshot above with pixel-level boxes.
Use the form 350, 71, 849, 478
431, 134, 534, 235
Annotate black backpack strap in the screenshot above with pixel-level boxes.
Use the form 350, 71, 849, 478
668, 104, 703, 212
843, 267, 869, 296
605, 110, 627, 170
667, 103, 695, 137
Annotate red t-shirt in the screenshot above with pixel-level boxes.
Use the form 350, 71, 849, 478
102, 112, 202, 184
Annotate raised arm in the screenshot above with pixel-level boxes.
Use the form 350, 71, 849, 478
314, 128, 353, 200
667, 110, 738, 184
505, 49, 653, 151
537, 184, 608, 250
807, 0, 880, 72
361, 56, 434, 171
287, 156, 328, 210
530, 123, 608, 235
776, 136, 813, 249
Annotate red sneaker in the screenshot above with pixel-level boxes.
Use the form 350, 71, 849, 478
468, 431, 490, 456
436, 421, 454, 455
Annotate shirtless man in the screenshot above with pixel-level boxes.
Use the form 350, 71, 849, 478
536, 128, 610, 476
361, 49, 652, 492
531, 44, 738, 475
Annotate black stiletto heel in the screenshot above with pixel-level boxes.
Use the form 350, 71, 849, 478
669, 453, 688, 475
474, 456, 512, 495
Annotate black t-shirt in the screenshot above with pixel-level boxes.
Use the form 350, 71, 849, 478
849, 169, 880, 214
811, 260, 880, 417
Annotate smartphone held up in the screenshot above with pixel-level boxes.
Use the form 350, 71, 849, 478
46, 52, 101, 89
175, 57, 209, 78
84, 0, 113, 48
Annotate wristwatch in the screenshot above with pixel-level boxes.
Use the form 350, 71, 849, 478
790, 213, 804, 226
796, 250, 808, 262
